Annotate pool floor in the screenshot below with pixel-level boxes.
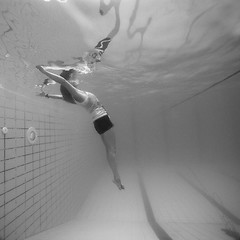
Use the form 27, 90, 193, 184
26, 160, 240, 240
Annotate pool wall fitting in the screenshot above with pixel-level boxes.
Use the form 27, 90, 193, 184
0, 89, 106, 240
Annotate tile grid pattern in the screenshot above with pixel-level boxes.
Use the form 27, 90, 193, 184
0, 90, 97, 240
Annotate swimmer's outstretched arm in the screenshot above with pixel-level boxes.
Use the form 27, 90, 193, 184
38, 92, 63, 99
43, 62, 81, 71
36, 65, 87, 103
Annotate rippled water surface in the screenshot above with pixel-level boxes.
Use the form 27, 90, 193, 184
0, 0, 240, 109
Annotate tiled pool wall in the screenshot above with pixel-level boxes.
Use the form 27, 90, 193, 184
0, 89, 106, 240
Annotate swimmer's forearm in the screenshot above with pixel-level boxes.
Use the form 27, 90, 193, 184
44, 65, 72, 71
37, 91, 63, 100
45, 94, 63, 99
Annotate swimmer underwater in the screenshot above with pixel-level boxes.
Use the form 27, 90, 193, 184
35, 37, 124, 190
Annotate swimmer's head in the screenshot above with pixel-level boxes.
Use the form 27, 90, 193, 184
69, 79, 79, 87
60, 69, 79, 87
83, 49, 102, 64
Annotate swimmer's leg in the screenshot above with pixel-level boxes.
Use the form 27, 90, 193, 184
100, 128, 124, 190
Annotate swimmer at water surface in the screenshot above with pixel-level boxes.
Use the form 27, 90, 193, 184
36, 65, 124, 190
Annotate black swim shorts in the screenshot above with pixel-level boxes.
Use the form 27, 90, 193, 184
93, 115, 114, 135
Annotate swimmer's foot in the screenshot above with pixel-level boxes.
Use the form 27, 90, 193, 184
113, 178, 125, 190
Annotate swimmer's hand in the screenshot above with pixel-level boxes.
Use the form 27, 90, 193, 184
113, 178, 125, 190
36, 91, 48, 98
36, 65, 46, 73
35, 87, 48, 98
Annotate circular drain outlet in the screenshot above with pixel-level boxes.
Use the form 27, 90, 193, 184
26, 127, 38, 144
